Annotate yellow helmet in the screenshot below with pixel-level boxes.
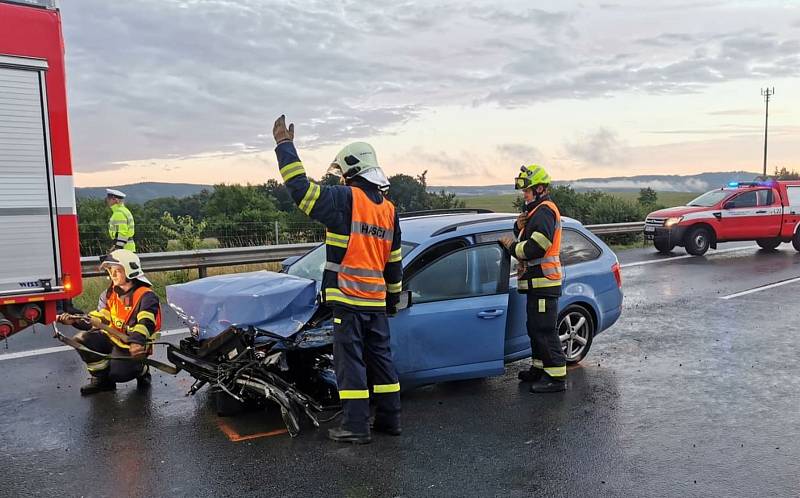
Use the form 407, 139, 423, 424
515, 164, 551, 190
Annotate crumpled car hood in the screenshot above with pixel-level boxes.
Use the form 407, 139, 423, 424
166, 270, 319, 340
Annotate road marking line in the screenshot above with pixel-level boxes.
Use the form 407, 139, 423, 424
720, 276, 800, 300
620, 245, 756, 268
217, 419, 288, 441
0, 327, 189, 362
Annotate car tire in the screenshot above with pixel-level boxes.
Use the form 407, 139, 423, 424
558, 305, 594, 365
791, 230, 800, 252
653, 238, 675, 254
685, 226, 711, 256
756, 238, 781, 251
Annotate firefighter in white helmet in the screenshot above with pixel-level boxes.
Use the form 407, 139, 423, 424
57, 249, 161, 395
272, 115, 402, 444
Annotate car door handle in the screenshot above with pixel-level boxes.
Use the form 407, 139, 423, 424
756, 210, 767, 214
477, 309, 505, 319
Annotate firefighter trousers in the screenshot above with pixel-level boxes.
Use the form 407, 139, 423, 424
73, 330, 146, 383
333, 309, 401, 433
526, 296, 567, 378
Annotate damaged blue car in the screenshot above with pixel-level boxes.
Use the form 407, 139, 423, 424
166, 210, 623, 436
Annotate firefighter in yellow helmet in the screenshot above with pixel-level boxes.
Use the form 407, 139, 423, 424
500, 165, 566, 393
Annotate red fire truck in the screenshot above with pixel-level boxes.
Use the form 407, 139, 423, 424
0, 0, 82, 338
645, 180, 800, 256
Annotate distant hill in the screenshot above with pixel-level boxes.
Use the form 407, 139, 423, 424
76, 182, 213, 203
432, 171, 760, 196
76, 171, 761, 203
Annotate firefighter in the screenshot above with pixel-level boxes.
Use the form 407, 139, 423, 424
56, 249, 161, 395
105, 189, 136, 252
500, 165, 567, 393
272, 115, 402, 444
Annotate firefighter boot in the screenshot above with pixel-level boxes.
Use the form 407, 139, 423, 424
518, 366, 543, 383
530, 374, 566, 393
371, 417, 402, 436
136, 365, 151, 390
80, 376, 116, 396
328, 426, 372, 445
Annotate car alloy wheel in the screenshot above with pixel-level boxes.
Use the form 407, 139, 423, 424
558, 306, 594, 364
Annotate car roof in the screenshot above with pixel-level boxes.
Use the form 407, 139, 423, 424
399, 211, 582, 244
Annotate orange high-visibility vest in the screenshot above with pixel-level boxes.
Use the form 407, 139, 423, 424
102, 286, 162, 350
336, 188, 395, 305
518, 200, 563, 288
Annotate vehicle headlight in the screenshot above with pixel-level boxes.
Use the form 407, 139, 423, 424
664, 217, 683, 228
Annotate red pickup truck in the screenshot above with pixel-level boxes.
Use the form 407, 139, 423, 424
644, 181, 800, 256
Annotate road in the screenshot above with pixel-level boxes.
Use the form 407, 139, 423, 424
1, 242, 799, 497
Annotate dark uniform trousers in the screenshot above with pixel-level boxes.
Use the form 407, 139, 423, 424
333, 309, 401, 433
74, 330, 145, 383
525, 296, 566, 375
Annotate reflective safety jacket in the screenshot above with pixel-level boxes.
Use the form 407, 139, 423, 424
108, 203, 136, 252
510, 198, 563, 297
81, 282, 162, 351
275, 141, 403, 312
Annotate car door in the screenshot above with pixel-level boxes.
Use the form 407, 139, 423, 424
752, 188, 783, 238
719, 190, 759, 239
390, 243, 510, 385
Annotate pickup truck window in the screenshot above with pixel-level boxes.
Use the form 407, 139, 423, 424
756, 189, 775, 206
727, 191, 757, 209
688, 190, 729, 207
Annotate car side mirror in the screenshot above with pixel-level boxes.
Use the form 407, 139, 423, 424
396, 290, 413, 311
280, 255, 300, 272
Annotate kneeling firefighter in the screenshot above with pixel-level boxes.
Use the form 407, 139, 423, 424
272, 115, 403, 444
500, 164, 567, 393
57, 249, 161, 395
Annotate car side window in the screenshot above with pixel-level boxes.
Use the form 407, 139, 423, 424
407, 244, 506, 304
560, 229, 602, 266
728, 191, 757, 208
756, 189, 775, 206
403, 238, 469, 282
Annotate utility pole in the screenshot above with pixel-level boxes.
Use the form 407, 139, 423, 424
761, 87, 774, 177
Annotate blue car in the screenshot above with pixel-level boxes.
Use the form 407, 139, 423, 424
283, 210, 623, 387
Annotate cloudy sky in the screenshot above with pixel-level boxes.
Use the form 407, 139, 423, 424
61, 0, 800, 187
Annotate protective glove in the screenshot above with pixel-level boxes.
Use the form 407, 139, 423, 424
129, 343, 147, 359
515, 212, 527, 231
386, 303, 398, 317
88, 315, 105, 330
56, 313, 76, 326
273, 115, 295, 145
499, 236, 515, 251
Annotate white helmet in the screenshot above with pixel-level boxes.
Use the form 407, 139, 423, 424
328, 142, 390, 191
100, 249, 152, 286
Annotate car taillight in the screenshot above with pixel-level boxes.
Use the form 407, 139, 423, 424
22, 304, 41, 323
612, 262, 622, 288
63, 273, 73, 292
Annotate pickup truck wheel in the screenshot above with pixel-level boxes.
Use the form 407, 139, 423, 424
793, 231, 800, 252
685, 226, 711, 256
558, 305, 594, 365
756, 238, 781, 251
653, 238, 675, 254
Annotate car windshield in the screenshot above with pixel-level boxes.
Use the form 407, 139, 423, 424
287, 241, 417, 281
687, 190, 730, 207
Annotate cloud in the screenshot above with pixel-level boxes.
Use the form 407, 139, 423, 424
564, 128, 627, 166
59, 0, 800, 176
496, 143, 544, 164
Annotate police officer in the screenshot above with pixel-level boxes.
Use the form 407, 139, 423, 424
500, 165, 567, 393
272, 115, 403, 444
57, 250, 161, 395
106, 189, 135, 252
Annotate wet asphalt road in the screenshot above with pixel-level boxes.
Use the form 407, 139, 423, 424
1, 242, 799, 497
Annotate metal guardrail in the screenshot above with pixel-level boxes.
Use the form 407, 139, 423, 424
80, 222, 646, 277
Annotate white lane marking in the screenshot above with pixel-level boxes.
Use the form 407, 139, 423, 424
0, 327, 189, 362
620, 245, 757, 268
720, 277, 800, 300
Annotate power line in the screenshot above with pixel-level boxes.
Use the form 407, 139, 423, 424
761, 86, 774, 177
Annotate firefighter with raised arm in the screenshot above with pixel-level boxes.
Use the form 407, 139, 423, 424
56, 250, 161, 395
500, 165, 567, 393
105, 189, 135, 252
272, 115, 403, 444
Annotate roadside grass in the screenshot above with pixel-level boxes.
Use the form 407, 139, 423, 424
460, 192, 698, 212
74, 262, 281, 312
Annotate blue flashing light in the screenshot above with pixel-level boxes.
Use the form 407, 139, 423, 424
728, 182, 739, 187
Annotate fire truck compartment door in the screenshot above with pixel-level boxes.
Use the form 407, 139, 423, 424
0, 62, 60, 296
